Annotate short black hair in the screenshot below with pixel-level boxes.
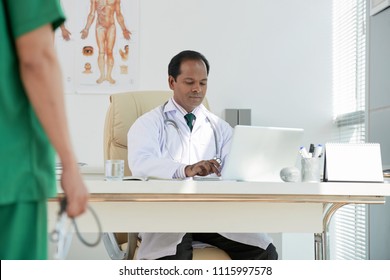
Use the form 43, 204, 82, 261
168, 50, 210, 80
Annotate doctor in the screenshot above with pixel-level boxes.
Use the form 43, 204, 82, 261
127, 50, 277, 260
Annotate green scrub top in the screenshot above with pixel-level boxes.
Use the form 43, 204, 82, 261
0, 0, 65, 204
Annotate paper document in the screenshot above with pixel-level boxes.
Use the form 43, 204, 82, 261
123, 176, 148, 181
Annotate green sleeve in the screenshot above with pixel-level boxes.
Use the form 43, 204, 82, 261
5, 0, 65, 39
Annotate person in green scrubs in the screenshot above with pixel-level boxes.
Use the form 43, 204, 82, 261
0, 0, 89, 259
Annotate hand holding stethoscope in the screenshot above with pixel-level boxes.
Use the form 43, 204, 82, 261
50, 197, 102, 259
184, 158, 222, 177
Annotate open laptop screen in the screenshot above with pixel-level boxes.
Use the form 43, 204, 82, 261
221, 125, 304, 182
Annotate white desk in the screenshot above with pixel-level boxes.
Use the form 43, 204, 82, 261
48, 178, 390, 260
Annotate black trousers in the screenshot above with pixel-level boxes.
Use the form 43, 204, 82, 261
158, 233, 278, 260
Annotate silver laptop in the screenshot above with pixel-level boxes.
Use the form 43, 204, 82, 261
221, 125, 304, 182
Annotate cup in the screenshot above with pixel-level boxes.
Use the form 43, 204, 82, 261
105, 159, 124, 181
301, 158, 322, 182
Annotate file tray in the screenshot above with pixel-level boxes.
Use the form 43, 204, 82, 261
323, 143, 383, 182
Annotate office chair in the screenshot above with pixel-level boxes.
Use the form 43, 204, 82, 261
102, 90, 231, 260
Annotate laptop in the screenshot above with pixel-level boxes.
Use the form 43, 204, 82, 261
221, 125, 304, 182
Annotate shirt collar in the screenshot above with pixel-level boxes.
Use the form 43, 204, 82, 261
171, 98, 201, 116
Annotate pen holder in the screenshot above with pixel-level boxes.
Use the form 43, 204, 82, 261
301, 158, 321, 183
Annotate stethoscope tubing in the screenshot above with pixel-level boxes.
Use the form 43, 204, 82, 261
161, 102, 221, 162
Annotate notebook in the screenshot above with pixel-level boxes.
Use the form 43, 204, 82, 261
221, 125, 304, 182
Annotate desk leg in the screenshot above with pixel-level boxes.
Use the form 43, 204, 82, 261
314, 233, 325, 260
314, 203, 347, 260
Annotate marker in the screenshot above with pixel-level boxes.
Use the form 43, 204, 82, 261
313, 144, 323, 158
309, 143, 315, 154
299, 146, 310, 158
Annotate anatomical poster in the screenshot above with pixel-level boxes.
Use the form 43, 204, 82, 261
55, 0, 139, 94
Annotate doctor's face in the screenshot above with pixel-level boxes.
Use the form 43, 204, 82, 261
169, 59, 208, 113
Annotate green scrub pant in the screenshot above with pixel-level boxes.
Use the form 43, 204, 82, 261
0, 200, 48, 259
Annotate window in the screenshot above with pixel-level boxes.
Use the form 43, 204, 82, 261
330, 0, 368, 260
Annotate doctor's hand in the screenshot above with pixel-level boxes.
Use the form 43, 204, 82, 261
185, 159, 221, 177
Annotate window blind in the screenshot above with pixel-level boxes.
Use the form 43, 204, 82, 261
330, 0, 367, 260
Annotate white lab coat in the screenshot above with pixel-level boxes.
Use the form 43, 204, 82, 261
127, 98, 272, 260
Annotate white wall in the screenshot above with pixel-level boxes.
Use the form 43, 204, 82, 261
66, 0, 333, 172
62, 0, 333, 260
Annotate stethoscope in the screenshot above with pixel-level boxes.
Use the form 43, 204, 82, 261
161, 101, 222, 164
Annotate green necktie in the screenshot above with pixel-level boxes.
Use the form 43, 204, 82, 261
184, 113, 196, 131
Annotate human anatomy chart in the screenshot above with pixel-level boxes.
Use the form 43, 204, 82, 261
55, 0, 139, 94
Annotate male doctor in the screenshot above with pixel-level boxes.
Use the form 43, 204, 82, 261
127, 50, 278, 260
